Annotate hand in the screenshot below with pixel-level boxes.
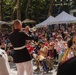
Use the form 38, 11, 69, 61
47, 56, 51, 59
37, 50, 41, 54
47, 56, 53, 59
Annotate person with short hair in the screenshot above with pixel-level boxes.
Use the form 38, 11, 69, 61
9, 20, 34, 75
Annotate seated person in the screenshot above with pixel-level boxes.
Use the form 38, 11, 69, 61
33, 41, 48, 72
26, 41, 34, 55
36, 41, 48, 72
46, 42, 58, 70
0, 41, 6, 51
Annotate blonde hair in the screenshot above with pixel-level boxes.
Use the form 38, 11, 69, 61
13, 19, 22, 29
61, 48, 70, 62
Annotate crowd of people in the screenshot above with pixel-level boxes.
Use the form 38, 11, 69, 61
0, 20, 76, 75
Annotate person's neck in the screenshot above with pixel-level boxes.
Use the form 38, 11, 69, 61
14, 29, 20, 31
41, 45, 44, 48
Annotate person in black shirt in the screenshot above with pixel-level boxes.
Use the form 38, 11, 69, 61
9, 20, 34, 75
57, 38, 76, 75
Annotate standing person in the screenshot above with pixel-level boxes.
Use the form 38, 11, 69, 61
9, 20, 34, 75
26, 41, 34, 55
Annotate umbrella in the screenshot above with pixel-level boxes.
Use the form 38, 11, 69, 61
7, 21, 14, 25
22, 19, 36, 23
0, 21, 8, 25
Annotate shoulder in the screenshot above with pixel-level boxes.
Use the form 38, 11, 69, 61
10, 31, 26, 35
44, 46, 48, 50
19, 30, 28, 34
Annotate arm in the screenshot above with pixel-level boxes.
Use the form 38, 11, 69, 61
23, 32, 34, 40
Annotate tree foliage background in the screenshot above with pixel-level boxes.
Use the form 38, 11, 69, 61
0, 0, 76, 23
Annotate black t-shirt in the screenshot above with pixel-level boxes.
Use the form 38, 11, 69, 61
57, 56, 76, 75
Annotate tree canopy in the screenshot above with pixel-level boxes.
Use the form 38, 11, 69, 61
0, 0, 75, 23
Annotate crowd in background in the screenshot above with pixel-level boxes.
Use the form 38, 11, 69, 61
0, 24, 76, 73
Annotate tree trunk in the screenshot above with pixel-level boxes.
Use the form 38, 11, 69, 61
17, 0, 21, 20
25, 0, 31, 19
48, 0, 54, 17
35, 8, 40, 23
0, 0, 3, 20
11, 0, 17, 21
35, 4, 40, 23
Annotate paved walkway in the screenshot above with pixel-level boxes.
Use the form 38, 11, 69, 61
9, 62, 57, 75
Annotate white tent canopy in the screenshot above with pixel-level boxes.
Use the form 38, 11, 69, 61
36, 16, 54, 28
48, 11, 76, 25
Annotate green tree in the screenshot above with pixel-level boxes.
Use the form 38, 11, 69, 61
2, 0, 12, 21
0, 0, 3, 20
25, 0, 31, 19
11, 0, 17, 20
17, 0, 21, 20
48, 0, 55, 17
70, 0, 76, 10
1, 0, 56, 23
11, 0, 21, 20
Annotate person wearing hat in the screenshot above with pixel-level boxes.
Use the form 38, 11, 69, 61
9, 20, 35, 75
46, 42, 58, 70
33, 41, 48, 73
38, 41, 48, 72
57, 35, 66, 63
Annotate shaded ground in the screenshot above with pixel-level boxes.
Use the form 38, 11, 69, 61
9, 62, 57, 75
